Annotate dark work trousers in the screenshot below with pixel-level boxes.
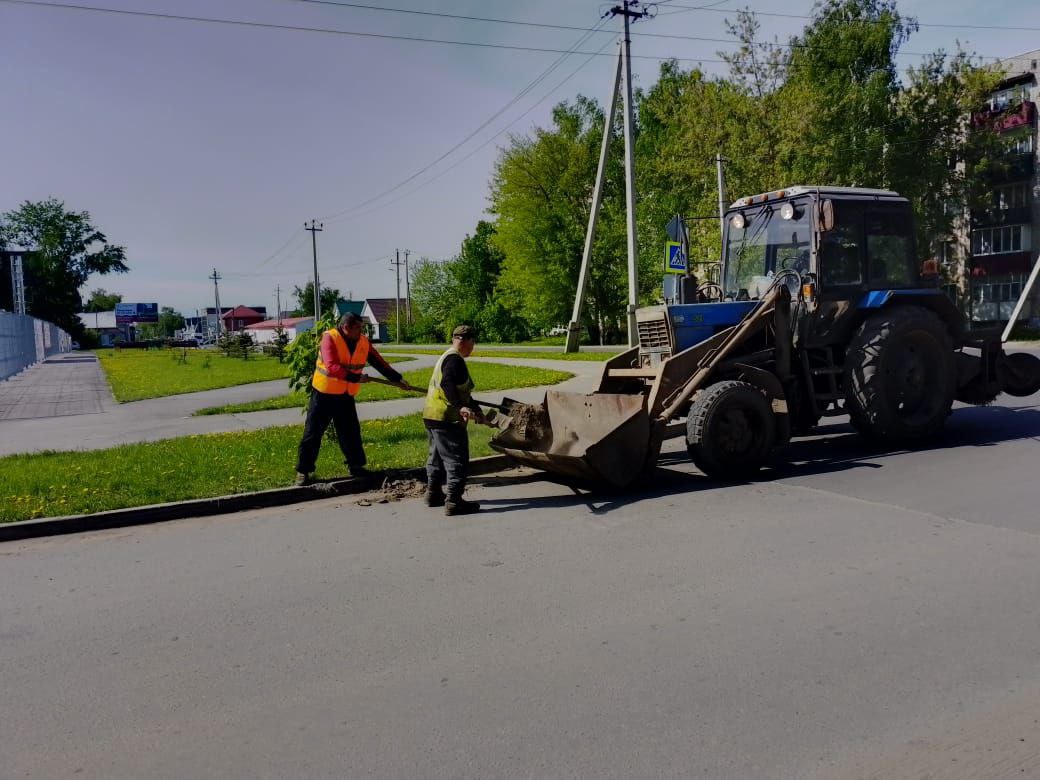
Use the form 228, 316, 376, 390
295, 390, 365, 474
426, 425, 470, 496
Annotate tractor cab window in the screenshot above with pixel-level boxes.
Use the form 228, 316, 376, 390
820, 201, 863, 288
724, 199, 811, 300
866, 209, 915, 288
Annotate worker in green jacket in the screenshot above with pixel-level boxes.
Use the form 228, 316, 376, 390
422, 324, 486, 515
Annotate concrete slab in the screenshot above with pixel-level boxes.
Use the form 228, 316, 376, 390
0, 353, 114, 421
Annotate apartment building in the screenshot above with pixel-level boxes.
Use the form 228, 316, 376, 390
965, 49, 1039, 324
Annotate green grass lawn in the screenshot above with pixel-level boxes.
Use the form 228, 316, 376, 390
194, 362, 573, 416
96, 348, 291, 401
381, 346, 622, 361
0, 414, 496, 523
95, 349, 415, 402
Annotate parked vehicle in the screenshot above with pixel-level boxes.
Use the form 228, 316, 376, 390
492, 186, 1040, 484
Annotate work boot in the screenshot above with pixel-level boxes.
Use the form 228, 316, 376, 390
424, 485, 446, 508
294, 472, 311, 487
349, 466, 374, 479
444, 495, 479, 516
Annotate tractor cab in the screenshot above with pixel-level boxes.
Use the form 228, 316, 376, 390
639, 187, 937, 366
721, 186, 922, 303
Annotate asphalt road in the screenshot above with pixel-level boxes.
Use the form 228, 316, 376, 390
3, 391, 1040, 778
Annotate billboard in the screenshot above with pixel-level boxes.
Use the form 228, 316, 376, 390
115, 302, 159, 324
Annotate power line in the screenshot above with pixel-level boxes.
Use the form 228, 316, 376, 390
288, 0, 998, 59
324, 33, 618, 226
664, 3, 1040, 32
318, 15, 611, 223
5, 0, 1007, 60
0, 0, 656, 57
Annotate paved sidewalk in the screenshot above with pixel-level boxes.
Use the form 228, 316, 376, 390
0, 353, 115, 421
0, 353, 601, 456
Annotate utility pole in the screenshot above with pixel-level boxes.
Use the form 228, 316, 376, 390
403, 249, 412, 323
619, 0, 646, 347
564, 1, 648, 351
275, 285, 282, 327
390, 250, 403, 343
209, 268, 222, 340
566, 45, 621, 352
715, 153, 729, 255
305, 220, 323, 319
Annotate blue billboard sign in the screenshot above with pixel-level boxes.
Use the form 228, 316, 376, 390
115, 302, 159, 324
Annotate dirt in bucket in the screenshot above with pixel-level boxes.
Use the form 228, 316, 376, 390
506, 403, 552, 445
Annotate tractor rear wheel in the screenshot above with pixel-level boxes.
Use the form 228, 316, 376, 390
687, 381, 775, 479
844, 306, 955, 443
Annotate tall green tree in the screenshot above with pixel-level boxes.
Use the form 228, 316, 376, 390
293, 281, 341, 318
0, 198, 128, 335
84, 287, 122, 312
491, 97, 632, 340
158, 306, 185, 337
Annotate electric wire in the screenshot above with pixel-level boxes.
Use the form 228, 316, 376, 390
326, 33, 618, 227
3, 0, 1010, 60
317, 16, 611, 223
664, 2, 1040, 32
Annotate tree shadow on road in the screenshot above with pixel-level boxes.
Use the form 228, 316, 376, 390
474, 404, 1040, 515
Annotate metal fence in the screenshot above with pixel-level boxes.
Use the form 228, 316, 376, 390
0, 312, 72, 381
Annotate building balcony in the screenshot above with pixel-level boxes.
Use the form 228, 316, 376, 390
970, 251, 1035, 276
981, 154, 1035, 185
972, 101, 1037, 133
971, 204, 1033, 229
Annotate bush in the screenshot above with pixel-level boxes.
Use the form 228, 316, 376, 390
286, 311, 337, 393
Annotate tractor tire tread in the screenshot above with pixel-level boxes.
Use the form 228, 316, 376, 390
843, 305, 955, 443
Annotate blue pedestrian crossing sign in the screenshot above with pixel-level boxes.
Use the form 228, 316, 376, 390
665, 241, 687, 274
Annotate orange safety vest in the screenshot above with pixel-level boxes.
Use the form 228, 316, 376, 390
312, 329, 370, 396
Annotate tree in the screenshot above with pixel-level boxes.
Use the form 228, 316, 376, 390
286, 310, 338, 393
293, 281, 342, 318
84, 288, 122, 312
409, 258, 457, 342
158, 306, 185, 337
0, 198, 128, 335
272, 325, 290, 362
491, 98, 632, 340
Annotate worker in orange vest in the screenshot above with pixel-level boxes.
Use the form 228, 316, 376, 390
295, 312, 418, 485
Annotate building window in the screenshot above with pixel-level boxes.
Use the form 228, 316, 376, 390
971, 224, 1028, 255
991, 182, 1030, 209
990, 85, 1029, 111
1006, 132, 1035, 156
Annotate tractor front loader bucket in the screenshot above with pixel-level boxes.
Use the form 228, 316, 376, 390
490, 390, 651, 486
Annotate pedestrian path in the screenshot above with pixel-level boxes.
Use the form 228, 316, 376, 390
0, 352, 601, 457
0, 353, 114, 421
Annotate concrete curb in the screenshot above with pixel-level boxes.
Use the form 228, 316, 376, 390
0, 455, 516, 543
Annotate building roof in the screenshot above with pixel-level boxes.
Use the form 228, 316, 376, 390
364, 298, 406, 323
995, 49, 1040, 80
78, 311, 118, 329
334, 299, 365, 318
245, 316, 314, 330
730, 185, 903, 207
221, 306, 265, 320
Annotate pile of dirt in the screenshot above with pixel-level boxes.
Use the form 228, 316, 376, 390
356, 477, 426, 506
507, 403, 552, 444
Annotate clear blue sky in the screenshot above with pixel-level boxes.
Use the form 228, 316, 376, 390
2, 0, 1035, 315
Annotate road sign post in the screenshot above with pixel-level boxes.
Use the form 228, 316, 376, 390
665, 241, 687, 274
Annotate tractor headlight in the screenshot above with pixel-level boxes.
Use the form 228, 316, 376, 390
730, 212, 746, 230
780, 202, 800, 221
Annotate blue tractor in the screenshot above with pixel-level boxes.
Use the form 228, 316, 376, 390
492, 186, 1040, 484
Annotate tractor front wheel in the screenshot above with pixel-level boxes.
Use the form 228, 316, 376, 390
687, 381, 775, 479
844, 306, 955, 443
